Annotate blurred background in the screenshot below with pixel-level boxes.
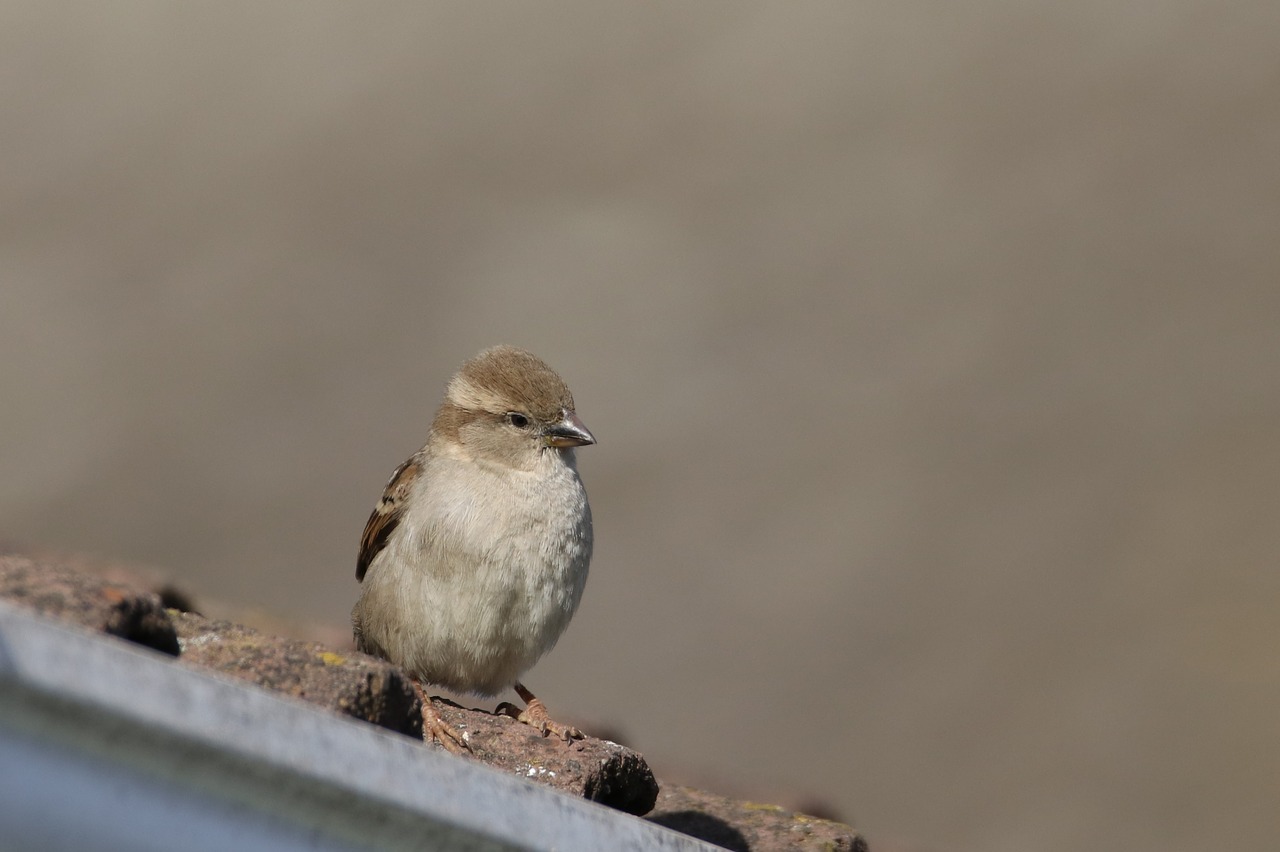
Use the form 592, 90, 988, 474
3, 3, 1278, 850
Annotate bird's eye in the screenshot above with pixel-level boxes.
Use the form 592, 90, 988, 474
505, 412, 530, 429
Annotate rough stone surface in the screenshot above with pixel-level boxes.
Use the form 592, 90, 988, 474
172, 610, 421, 738
432, 697, 659, 816
648, 784, 868, 852
0, 553, 179, 655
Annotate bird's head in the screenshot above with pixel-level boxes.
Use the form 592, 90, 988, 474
433, 345, 595, 469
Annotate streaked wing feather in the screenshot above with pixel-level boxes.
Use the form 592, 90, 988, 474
356, 457, 421, 581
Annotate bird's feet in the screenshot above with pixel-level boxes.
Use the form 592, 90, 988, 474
495, 682, 583, 742
413, 681, 470, 754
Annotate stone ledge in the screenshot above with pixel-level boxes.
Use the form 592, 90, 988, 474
172, 610, 423, 739
0, 550, 866, 850
432, 695, 660, 815
0, 553, 178, 655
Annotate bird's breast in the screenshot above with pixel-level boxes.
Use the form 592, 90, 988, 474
363, 453, 591, 694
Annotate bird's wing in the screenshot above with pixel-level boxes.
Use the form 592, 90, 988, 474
356, 456, 421, 582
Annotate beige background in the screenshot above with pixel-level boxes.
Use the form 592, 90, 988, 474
3, 3, 1278, 850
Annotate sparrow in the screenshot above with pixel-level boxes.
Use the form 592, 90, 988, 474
352, 345, 595, 751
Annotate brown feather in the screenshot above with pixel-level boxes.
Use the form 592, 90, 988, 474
458, 346, 575, 417
355, 457, 421, 582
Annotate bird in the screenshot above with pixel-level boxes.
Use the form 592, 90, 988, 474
352, 345, 595, 751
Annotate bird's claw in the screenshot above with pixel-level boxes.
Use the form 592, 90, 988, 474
495, 694, 582, 742
414, 683, 471, 754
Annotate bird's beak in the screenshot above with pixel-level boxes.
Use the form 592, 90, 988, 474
543, 410, 596, 448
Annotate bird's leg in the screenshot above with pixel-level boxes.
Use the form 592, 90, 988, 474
495, 682, 583, 742
413, 680, 470, 754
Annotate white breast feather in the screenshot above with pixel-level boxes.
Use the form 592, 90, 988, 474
359, 449, 592, 695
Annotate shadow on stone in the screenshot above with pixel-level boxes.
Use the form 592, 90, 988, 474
648, 810, 750, 851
